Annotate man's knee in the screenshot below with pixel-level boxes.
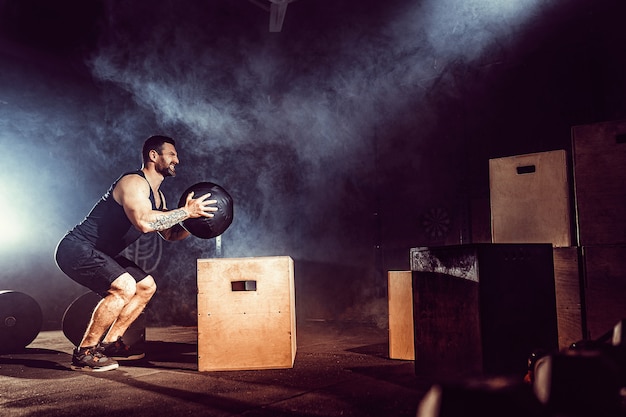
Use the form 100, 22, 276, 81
108, 274, 137, 302
137, 275, 157, 299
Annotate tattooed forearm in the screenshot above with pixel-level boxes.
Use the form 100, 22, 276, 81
148, 209, 188, 231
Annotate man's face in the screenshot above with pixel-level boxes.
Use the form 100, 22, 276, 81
155, 143, 179, 177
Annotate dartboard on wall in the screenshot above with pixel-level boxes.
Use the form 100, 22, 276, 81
421, 207, 451, 239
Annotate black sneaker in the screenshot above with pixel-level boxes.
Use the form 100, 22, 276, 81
99, 337, 145, 361
71, 346, 119, 372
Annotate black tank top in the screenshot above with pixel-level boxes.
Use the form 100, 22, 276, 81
68, 170, 163, 256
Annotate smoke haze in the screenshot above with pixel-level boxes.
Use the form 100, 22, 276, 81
1, 0, 622, 328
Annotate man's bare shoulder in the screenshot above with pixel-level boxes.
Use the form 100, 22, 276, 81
112, 173, 149, 202
116, 172, 148, 187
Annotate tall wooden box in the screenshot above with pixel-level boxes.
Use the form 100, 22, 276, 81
572, 120, 626, 246
197, 256, 296, 371
410, 244, 559, 377
388, 271, 415, 360
489, 150, 573, 247
581, 245, 626, 340
552, 247, 583, 348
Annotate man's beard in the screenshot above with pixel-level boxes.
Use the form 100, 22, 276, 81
157, 162, 176, 177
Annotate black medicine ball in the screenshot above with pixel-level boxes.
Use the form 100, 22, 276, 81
177, 182, 234, 239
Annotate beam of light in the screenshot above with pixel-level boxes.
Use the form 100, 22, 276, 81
415, 0, 549, 61
85, 0, 560, 263
89, 0, 558, 158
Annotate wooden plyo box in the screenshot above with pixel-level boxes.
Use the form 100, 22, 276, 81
572, 120, 626, 246
388, 271, 415, 360
489, 149, 573, 247
581, 245, 626, 340
552, 247, 583, 349
197, 256, 296, 371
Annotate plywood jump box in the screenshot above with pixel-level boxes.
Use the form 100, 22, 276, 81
197, 256, 296, 371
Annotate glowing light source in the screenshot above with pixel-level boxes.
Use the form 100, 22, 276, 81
0, 182, 30, 249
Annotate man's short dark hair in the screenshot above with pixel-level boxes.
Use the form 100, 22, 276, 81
142, 135, 176, 164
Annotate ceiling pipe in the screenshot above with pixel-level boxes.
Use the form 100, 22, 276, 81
247, 0, 298, 32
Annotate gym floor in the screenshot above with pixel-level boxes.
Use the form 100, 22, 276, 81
0, 321, 430, 417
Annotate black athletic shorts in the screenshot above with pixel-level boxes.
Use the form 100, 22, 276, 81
55, 234, 149, 297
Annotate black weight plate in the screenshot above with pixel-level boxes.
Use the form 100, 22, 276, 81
0, 290, 43, 353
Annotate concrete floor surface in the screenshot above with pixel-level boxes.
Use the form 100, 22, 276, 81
1, 322, 429, 417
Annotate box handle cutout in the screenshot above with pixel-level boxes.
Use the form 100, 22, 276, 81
516, 165, 536, 175
231, 280, 257, 291
616, 133, 626, 144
